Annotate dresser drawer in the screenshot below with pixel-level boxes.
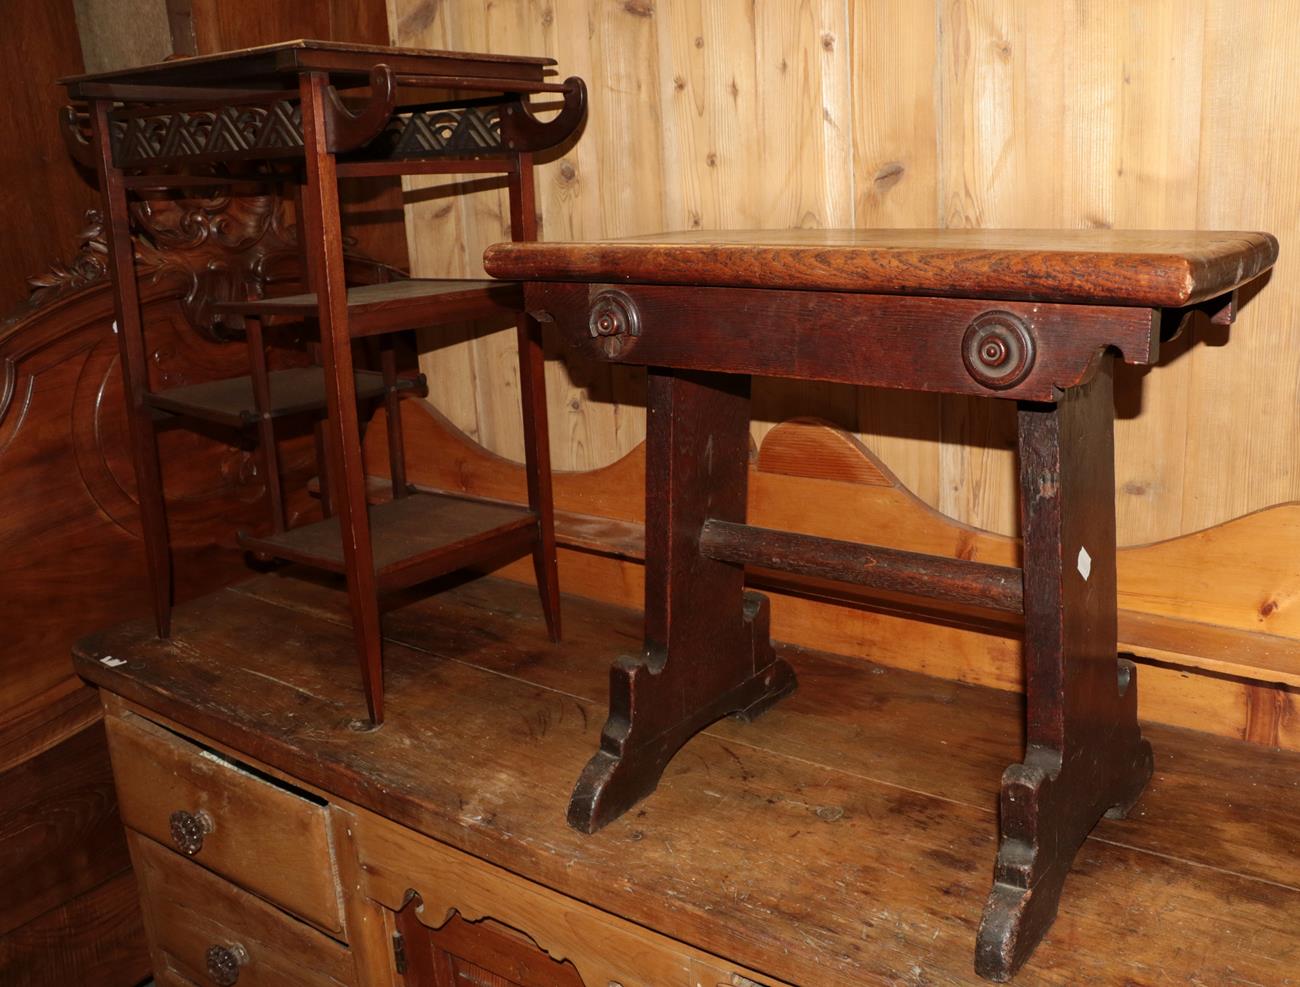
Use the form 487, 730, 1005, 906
105, 709, 343, 934
131, 832, 355, 987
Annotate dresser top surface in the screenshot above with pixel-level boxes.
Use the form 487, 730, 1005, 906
61, 39, 554, 94
73, 574, 1300, 987
484, 228, 1279, 306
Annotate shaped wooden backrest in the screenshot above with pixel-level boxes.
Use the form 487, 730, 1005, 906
364, 401, 1300, 739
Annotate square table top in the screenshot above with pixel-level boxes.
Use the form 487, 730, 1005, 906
483, 228, 1279, 307
61, 39, 554, 96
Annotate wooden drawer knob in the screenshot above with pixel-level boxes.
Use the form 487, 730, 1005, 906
205, 942, 248, 985
169, 808, 214, 855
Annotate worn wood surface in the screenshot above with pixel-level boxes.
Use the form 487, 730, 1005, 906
976, 360, 1152, 979
567, 369, 795, 833
106, 709, 343, 935
128, 831, 354, 987
391, 0, 1298, 547
75, 575, 1300, 985
486, 228, 1276, 307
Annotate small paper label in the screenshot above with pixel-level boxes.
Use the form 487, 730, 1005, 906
1077, 547, 1092, 581
100, 655, 127, 667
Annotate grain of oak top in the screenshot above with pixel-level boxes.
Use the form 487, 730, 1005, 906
483, 228, 1279, 307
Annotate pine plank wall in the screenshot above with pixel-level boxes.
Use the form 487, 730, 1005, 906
387, 0, 1298, 548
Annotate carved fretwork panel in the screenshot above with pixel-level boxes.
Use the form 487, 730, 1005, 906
110, 101, 305, 167
383, 103, 504, 158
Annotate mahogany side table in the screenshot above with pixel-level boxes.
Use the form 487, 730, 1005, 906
59, 41, 588, 724
483, 228, 1278, 980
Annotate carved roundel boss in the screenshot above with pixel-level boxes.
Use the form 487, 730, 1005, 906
961, 310, 1037, 390
588, 289, 641, 358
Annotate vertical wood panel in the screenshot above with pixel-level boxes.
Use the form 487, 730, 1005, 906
1107, 0, 1205, 543
0, 0, 98, 314
1185, 1, 1300, 535
390, 0, 1299, 546
850, 0, 943, 508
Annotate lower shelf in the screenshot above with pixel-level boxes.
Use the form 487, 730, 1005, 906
239, 491, 538, 593
146, 367, 421, 428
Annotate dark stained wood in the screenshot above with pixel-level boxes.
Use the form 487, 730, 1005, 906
145, 366, 418, 428
0, 0, 97, 314
73, 576, 1300, 986
568, 369, 796, 833
510, 151, 561, 644
89, 98, 174, 638
700, 519, 1024, 613
298, 68, 386, 723
242, 315, 287, 531
976, 358, 1153, 980
0, 872, 149, 987
527, 282, 1159, 402
215, 278, 525, 338
487, 228, 1280, 307
67, 41, 582, 724
238, 491, 538, 592
487, 224, 1280, 978
61, 39, 554, 95
176, 0, 410, 272
0, 721, 130, 938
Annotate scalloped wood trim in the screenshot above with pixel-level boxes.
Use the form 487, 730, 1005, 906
349, 805, 792, 987
362, 403, 1300, 695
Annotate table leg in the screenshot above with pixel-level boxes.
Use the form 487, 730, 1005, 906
300, 72, 386, 724
567, 368, 797, 833
976, 357, 1153, 980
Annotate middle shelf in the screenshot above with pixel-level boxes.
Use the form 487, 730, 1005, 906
239, 491, 539, 594
146, 367, 422, 427
212, 278, 525, 338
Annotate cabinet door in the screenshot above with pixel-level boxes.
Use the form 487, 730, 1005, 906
393, 896, 585, 987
